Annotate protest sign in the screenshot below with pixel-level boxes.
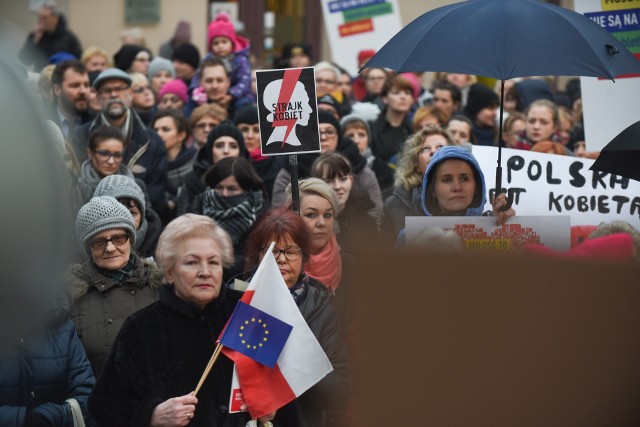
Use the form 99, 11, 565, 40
320, 0, 402, 75
574, 1, 640, 151
405, 216, 570, 251
256, 67, 320, 156
473, 146, 640, 229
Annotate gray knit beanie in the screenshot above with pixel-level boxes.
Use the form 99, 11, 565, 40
148, 56, 175, 80
93, 175, 146, 219
76, 196, 136, 255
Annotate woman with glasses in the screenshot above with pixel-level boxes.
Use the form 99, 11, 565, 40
69, 196, 163, 377
188, 103, 228, 149
78, 125, 135, 202
242, 207, 350, 427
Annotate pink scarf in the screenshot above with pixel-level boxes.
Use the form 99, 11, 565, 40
305, 235, 342, 292
249, 147, 268, 162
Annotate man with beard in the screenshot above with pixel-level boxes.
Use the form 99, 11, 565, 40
51, 60, 93, 139
73, 68, 168, 215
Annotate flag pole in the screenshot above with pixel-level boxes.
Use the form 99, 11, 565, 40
194, 342, 223, 396
289, 154, 300, 213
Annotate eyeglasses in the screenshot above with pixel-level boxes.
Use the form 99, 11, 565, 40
93, 149, 124, 161
132, 85, 151, 94
261, 246, 303, 261
319, 129, 337, 138
88, 233, 129, 250
98, 85, 129, 96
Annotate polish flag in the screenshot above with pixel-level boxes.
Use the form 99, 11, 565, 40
220, 242, 333, 419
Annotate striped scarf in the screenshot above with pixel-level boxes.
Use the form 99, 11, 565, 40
201, 190, 265, 246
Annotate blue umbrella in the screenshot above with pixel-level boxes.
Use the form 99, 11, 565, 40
364, 0, 640, 209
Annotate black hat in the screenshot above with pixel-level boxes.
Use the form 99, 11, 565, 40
318, 109, 341, 134
172, 43, 200, 71
464, 83, 499, 121
233, 105, 258, 125
113, 44, 145, 72
204, 119, 248, 163
317, 94, 342, 118
281, 43, 311, 60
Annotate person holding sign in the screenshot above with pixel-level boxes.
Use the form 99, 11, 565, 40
89, 214, 290, 426
422, 146, 515, 226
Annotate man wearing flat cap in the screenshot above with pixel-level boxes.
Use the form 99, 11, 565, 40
72, 68, 168, 216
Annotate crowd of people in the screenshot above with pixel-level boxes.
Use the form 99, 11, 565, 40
4, 3, 637, 426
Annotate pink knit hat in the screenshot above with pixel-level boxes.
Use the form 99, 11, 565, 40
158, 79, 188, 104
208, 12, 237, 51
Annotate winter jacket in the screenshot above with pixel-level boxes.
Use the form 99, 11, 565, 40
383, 185, 422, 237
0, 300, 95, 426
18, 14, 83, 71
368, 109, 413, 163
73, 110, 169, 215
69, 254, 164, 377
89, 285, 303, 426
137, 206, 163, 259
297, 277, 351, 427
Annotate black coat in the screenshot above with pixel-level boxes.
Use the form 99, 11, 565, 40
0, 301, 95, 426
18, 14, 83, 71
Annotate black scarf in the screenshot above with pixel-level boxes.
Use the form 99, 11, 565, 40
201, 190, 265, 246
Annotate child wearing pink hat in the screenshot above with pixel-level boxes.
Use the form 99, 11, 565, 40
202, 12, 252, 110
158, 79, 188, 112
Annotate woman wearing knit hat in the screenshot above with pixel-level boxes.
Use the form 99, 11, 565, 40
175, 119, 248, 216
113, 44, 151, 74
463, 83, 499, 147
94, 174, 163, 258
157, 78, 188, 112
171, 42, 200, 86
78, 125, 135, 202
148, 56, 175, 96
69, 196, 163, 377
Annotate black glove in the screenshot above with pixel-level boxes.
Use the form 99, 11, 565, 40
24, 410, 52, 427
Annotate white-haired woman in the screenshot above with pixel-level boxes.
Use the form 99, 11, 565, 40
89, 214, 292, 426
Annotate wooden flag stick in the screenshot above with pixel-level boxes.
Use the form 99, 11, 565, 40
194, 342, 223, 396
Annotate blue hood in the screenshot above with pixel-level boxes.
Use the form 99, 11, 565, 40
421, 146, 487, 216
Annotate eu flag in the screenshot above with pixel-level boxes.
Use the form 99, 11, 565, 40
220, 301, 293, 368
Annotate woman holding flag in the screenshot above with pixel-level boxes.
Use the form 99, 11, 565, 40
89, 214, 294, 426
243, 208, 351, 427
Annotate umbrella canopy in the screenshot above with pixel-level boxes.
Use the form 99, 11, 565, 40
590, 120, 640, 182
363, 0, 640, 80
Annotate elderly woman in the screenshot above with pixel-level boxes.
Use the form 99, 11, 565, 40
89, 214, 283, 426
384, 125, 458, 237
78, 125, 135, 202
243, 208, 350, 427
94, 174, 163, 259
69, 196, 163, 377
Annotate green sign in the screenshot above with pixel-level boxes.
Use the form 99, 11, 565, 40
343, 2, 393, 23
125, 0, 160, 25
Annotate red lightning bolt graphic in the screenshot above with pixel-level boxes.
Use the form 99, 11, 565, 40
273, 68, 303, 149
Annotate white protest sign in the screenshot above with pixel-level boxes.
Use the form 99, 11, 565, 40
256, 67, 321, 156
573, 1, 640, 151
405, 216, 570, 252
473, 146, 640, 229
320, 0, 402, 75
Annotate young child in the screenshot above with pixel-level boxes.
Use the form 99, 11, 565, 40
192, 12, 252, 111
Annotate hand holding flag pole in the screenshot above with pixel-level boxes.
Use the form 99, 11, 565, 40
194, 343, 224, 396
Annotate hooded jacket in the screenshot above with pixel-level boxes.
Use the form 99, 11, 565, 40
421, 146, 487, 217
69, 254, 164, 377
